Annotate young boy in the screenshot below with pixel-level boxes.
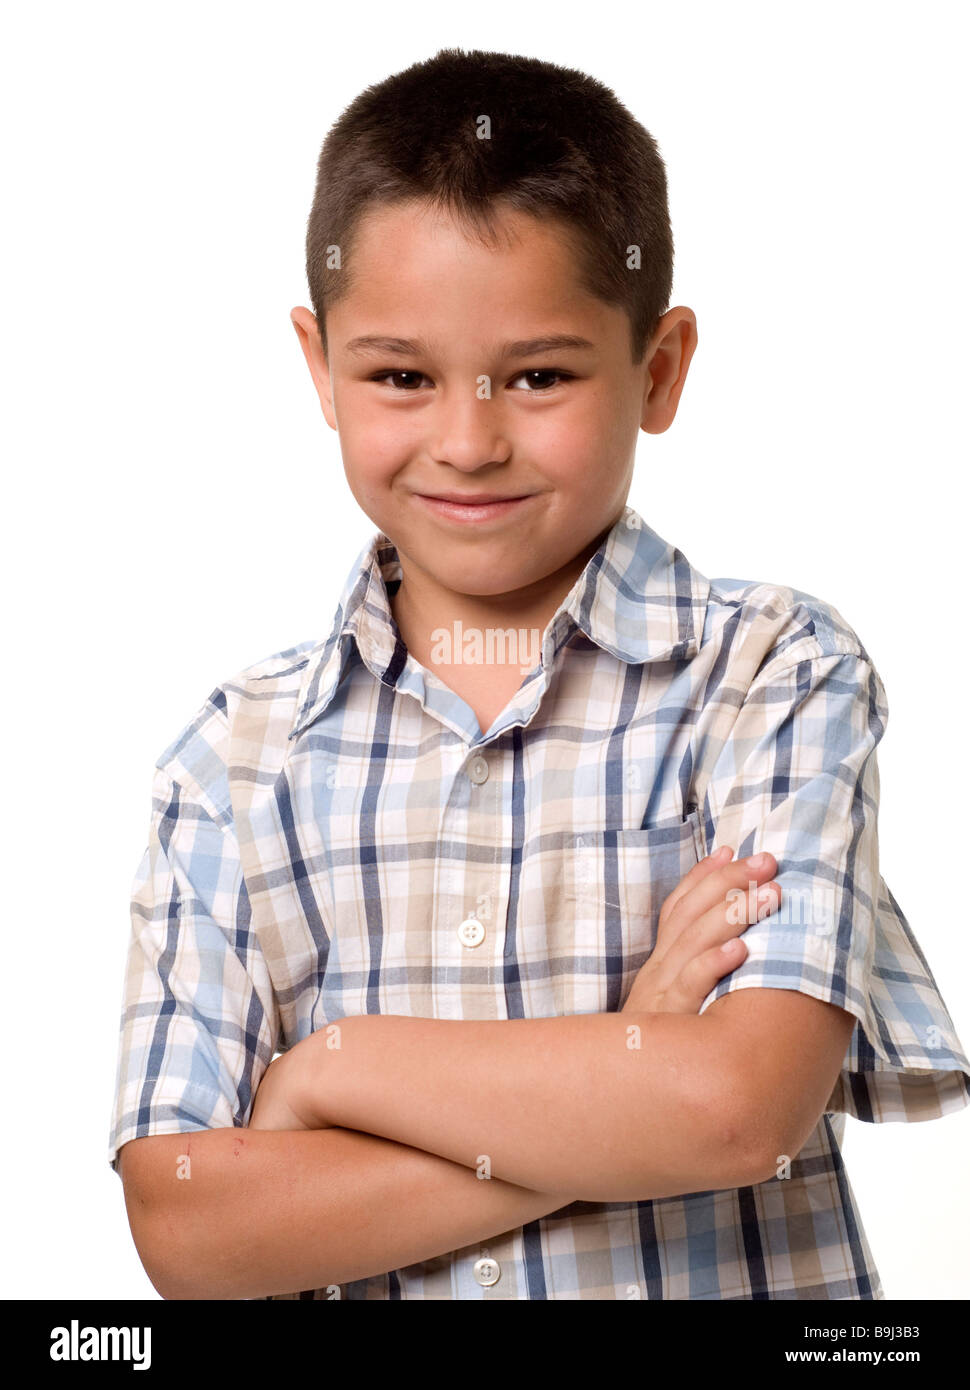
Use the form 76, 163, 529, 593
109, 47, 970, 1300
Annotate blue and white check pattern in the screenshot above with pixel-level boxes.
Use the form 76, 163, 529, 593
109, 504, 970, 1298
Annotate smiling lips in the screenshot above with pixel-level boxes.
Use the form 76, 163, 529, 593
412, 492, 535, 523
418, 491, 530, 503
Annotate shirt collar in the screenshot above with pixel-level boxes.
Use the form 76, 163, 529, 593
288, 504, 710, 741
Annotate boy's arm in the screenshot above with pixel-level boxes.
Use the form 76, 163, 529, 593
123, 988, 850, 1300
289, 1010, 763, 1202
120, 1015, 751, 1300
265, 845, 853, 1204
119, 1126, 574, 1300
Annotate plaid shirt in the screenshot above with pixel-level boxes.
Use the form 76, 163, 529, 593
109, 505, 970, 1299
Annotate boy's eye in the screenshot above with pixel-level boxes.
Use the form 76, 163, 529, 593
508, 369, 571, 392
370, 370, 428, 391
368, 368, 573, 393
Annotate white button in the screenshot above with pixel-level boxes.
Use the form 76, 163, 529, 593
473, 1256, 500, 1286
458, 917, 486, 948
468, 756, 489, 784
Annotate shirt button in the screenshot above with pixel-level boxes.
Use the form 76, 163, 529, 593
468, 756, 489, 784
458, 917, 486, 948
473, 1256, 500, 1286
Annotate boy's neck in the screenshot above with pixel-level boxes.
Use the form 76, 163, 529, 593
387, 526, 612, 670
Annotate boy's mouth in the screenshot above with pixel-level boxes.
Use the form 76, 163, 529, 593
412, 492, 536, 524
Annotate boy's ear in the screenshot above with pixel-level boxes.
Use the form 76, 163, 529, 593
640, 306, 698, 436
291, 306, 337, 431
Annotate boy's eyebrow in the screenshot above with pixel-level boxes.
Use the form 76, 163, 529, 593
342, 334, 597, 359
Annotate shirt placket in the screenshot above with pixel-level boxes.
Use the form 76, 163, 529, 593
434, 733, 528, 1297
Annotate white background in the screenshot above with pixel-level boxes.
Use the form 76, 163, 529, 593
3, 0, 967, 1299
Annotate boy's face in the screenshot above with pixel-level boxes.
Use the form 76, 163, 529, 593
292, 199, 696, 617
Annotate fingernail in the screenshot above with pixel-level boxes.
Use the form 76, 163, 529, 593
712, 846, 732, 863
746, 852, 767, 869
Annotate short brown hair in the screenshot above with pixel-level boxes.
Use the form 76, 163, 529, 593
306, 47, 674, 365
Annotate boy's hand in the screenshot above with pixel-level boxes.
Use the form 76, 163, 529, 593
620, 848, 780, 1016
248, 1043, 332, 1132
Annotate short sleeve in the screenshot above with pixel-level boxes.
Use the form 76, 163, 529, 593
695, 649, 970, 1123
107, 756, 280, 1174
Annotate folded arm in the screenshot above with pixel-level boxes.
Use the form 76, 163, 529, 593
288, 987, 855, 1203
121, 990, 852, 1297
119, 1126, 573, 1300
290, 1009, 766, 1202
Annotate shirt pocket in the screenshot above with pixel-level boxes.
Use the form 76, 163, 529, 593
559, 806, 706, 1012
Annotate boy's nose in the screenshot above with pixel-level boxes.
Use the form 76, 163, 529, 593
426, 390, 513, 471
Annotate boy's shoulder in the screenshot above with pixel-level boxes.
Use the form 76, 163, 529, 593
150, 638, 321, 822
701, 572, 876, 677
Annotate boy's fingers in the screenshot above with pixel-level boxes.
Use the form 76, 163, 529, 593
660, 849, 779, 938
677, 937, 751, 1011
657, 877, 781, 985
658, 845, 734, 928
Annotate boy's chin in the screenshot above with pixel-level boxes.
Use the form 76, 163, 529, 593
414, 561, 540, 598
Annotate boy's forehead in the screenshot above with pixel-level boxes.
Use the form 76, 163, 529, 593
333, 199, 619, 348
350, 200, 578, 284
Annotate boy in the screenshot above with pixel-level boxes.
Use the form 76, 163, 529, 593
109, 48, 970, 1300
